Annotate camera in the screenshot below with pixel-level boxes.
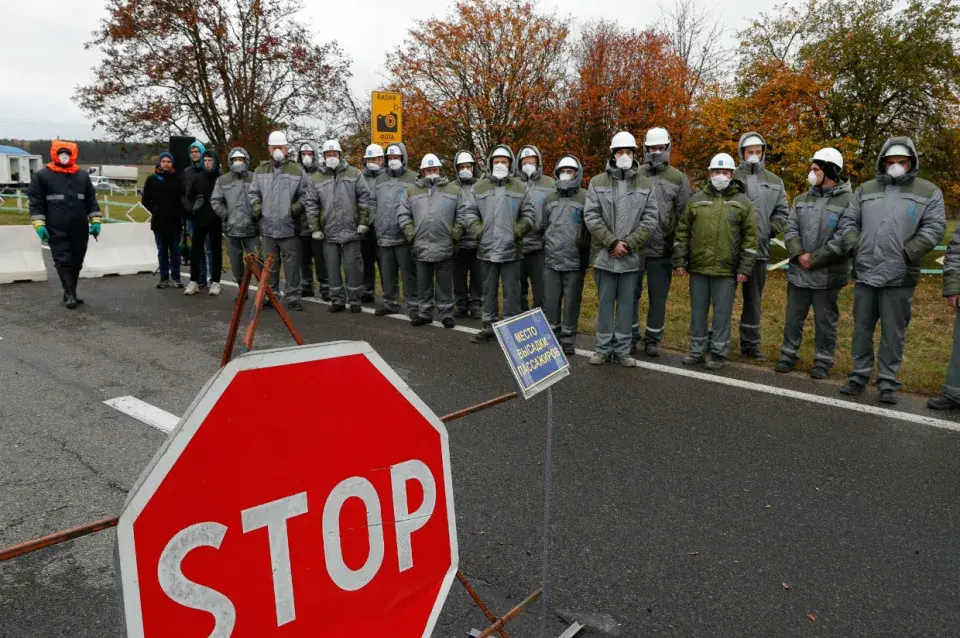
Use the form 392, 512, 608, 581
376, 111, 399, 133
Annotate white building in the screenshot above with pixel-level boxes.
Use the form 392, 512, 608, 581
0, 145, 44, 187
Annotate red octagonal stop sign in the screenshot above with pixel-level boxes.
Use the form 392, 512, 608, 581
116, 341, 458, 637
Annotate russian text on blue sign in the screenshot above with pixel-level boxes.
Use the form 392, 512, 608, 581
493, 309, 570, 399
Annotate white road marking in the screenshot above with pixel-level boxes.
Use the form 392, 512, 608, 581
218, 280, 960, 432
104, 396, 180, 434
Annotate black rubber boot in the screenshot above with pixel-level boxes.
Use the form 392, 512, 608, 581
57, 268, 78, 309
72, 267, 84, 305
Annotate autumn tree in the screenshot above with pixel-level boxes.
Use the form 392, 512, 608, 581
388, 0, 570, 167
75, 0, 352, 159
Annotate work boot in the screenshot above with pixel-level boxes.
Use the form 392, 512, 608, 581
453, 307, 468, 318
469, 308, 482, 320
320, 291, 331, 302
409, 310, 419, 321
562, 344, 576, 355
349, 305, 362, 314
288, 299, 304, 312
374, 307, 395, 317
442, 317, 455, 329
301, 288, 315, 299
329, 303, 346, 313
72, 268, 84, 304
927, 395, 960, 411
183, 281, 200, 296
471, 332, 494, 344
615, 355, 637, 368
588, 352, 607, 365
810, 367, 828, 380
775, 361, 793, 374
878, 389, 899, 405
681, 354, 704, 366
839, 380, 864, 395
644, 343, 661, 357
411, 315, 432, 326
361, 292, 376, 303
742, 349, 766, 362
705, 356, 725, 371
57, 268, 78, 309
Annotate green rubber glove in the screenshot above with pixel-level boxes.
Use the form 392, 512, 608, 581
35, 226, 49, 242
90, 222, 101, 238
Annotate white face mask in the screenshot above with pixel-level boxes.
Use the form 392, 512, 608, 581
388, 159, 402, 171
615, 154, 633, 169
366, 162, 381, 171
711, 175, 731, 191
272, 149, 285, 162
807, 171, 821, 187
558, 171, 575, 182
886, 163, 906, 178
458, 169, 473, 180
491, 164, 510, 180
301, 155, 313, 167
746, 154, 762, 165
325, 156, 340, 170
58, 152, 71, 165
426, 174, 441, 184
521, 163, 537, 177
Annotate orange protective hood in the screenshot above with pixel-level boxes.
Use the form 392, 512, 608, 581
48, 141, 79, 174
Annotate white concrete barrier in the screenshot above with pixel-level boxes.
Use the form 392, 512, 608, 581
0, 225, 47, 284
81, 222, 158, 278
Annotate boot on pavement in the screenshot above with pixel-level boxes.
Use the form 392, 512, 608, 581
927, 395, 960, 410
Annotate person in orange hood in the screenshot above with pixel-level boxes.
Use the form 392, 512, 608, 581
27, 141, 102, 308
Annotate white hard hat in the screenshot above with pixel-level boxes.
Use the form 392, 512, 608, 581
268, 131, 288, 146
364, 144, 384, 159
299, 143, 313, 153
885, 143, 912, 158
708, 153, 736, 170
455, 151, 475, 166
556, 156, 579, 170
741, 134, 764, 148
322, 139, 342, 153
812, 147, 843, 169
386, 145, 403, 156
518, 147, 538, 160
644, 127, 671, 147
610, 131, 637, 150
229, 149, 246, 160
420, 153, 441, 169
491, 146, 512, 159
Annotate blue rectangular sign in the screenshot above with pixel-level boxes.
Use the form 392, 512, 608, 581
493, 309, 570, 399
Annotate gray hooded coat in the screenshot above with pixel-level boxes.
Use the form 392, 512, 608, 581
211, 147, 256, 238
583, 154, 660, 273
541, 155, 589, 272
249, 156, 311, 239
516, 145, 556, 254
638, 146, 691, 258
397, 176, 465, 262
296, 140, 322, 236
455, 149, 481, 249
783, 180, 853, 289
375, 142, 418, 247
733, 131, 790, 261
838, 136, 946, 288
455, 146, 537, 263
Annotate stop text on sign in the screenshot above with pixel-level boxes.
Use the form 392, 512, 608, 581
158, 459, 436, 634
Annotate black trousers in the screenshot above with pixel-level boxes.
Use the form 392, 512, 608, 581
190, 223, 223, 284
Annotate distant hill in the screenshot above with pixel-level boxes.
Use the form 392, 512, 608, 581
0, 139, 165, 166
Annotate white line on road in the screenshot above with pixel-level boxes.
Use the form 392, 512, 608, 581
219, 280, 960, 433
104, 396, 180, 434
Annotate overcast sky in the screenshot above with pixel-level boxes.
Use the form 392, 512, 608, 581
1, 0, 783, 142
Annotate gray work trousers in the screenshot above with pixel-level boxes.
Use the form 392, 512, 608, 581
544, 267, 585, 348
379, 244, 418, 313
594, 268, 639, 358
261, 236, 301, 303
779, 283, 840, 371
299, 235, 328, 296
481, 260, 521, 336
225, 235, 260, 282
848, 283, 915, 391
739, 259, 768, 353
633, 256, 673, 345
454, 247, 483, 313
324, 240, 363, 307
689, 273, 737, 360
520, 249, 545, 311
416, 259, 455, 320
944, 311, 960, 403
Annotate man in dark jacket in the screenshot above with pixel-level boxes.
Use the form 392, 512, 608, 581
142, 151, 184, 288
453, 150, 482, 319
184, 150, 223, 296
212, 148, 258, 283
28, 140, 101, 309
181, 140, 213, 285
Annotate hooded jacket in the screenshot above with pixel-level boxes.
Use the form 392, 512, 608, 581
454, 149, 481, 249
305, 159, 374, 244
249, 155, 311, 239
374, 143, 418, 247
638, 146, 691, 258
211, 147, 256, 238
583, 153, 660, 273
783, 180, 852, 289
142, 157, 182, 236
397, 176, 465, 262
943, 224, 960, 298
516, 145, 556, 254
187, 150, 222, 226
672, 179, 758, 277
455, 145, 537, 263
837, 136, 946, 288
362, 162, 384, 203
27, 141, 100, 239
180, 140, 206, 215
541, 155, 589, 272
733, 132, 789, 261
294, 141, 323, 236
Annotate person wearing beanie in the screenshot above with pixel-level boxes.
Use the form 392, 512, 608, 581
142, 151, 184, 288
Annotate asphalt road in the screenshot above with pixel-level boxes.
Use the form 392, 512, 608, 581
2, 267, 960, 637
